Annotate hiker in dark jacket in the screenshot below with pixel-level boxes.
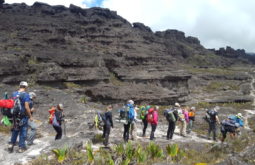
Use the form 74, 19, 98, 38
142, 105, 150, 137
166, 103, 179, 140
53, 104, 64, 140
103, 105, 114, 146
204, 106, 220, 141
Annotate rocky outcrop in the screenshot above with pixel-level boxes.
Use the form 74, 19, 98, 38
0, 2, 253, 104
210, 46, 246, 58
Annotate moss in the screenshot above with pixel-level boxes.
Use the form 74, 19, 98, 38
109, 72, 124, 86
64, 82, 81, 89
204, 81, 240, 92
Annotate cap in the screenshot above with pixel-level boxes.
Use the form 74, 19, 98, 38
20, 81, 28, 87
236, 113, 243, 119
127, 100, 134, 105
29, 92, 36, 99
191, 107, 196, 110
175, 102, 180, 107
58, 103, 64, 110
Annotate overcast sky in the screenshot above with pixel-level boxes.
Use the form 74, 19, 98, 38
5, 0, 255, 52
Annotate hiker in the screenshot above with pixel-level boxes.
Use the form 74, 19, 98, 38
26, 92, 37, 145
148, 106, 158, 140
52, 104, 64, 140
123, 100, 135, 142
130, 106, 139, 140
8, 81, 33, 153
141, 105, 150, 137
220, 113, 244, 143
204, 106, 220, 141
187, 106, 196, 134
102, 105, 114, 147
164, 104, 179, 140
178, 105, 189, 137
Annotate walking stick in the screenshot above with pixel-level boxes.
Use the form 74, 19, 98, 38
63, 120, 66, 137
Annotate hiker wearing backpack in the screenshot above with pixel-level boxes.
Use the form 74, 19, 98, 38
164, 105, 179, 140
26, 92, 37, 145
51, 104, 64, 140
178, 105, 189, 137
102, 105, 114, 147
187, 106, 196, 134
148, 106, 159, 140
220, 113, 244, 143
141, 105, 150, 137
8, 81, 33, 153
204, 106, 220, 141
123, 100, 135, 142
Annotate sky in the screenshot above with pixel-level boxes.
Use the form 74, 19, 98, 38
5, 0, 255, 52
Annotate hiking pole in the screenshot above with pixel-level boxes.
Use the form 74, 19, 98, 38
63, 120, 67, 137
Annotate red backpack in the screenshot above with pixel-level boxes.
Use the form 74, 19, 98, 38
48, 106, 56, 124
147, 108, 154, 123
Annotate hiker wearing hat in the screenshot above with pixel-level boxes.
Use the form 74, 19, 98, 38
204, 106, 220, 141
141, 105, 150, 137
26, 92, 37, 145
220, 113, 244, 142
123, 100, 135, 142
179, 106, 189, 137
165, 104, 179, 140
187, 106, 196, 134
8, 81, 33, 153
52, 104, 64, 140
103, 105, 114, 147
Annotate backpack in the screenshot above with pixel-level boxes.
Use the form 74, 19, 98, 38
177, 109, 185, 121
48, 106, 56, 124
207, 109, 217, 121
189, 111, 195, 117
147, 108, 154, 123
94, 112, 105, 129
164, 109, 176, 122
139, 106, 147, 120
1, 92, 26, 119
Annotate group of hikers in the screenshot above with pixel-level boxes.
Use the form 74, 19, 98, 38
0, 81, 64, 153
0, 81, 246, 153
97, 100, 245, 147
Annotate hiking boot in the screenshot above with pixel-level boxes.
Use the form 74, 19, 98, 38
8, 144, 14, 153
18, 147, 27, 153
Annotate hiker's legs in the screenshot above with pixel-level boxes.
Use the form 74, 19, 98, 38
142, 119, 148, 136
10, 129, 19, 146
187, 120, 193, 133
167, 121, 175, 139
167, 122, 171, 139
183, 121, 187, 136
212, 124, 217, 140
131, 122, 137, 140
53, 126, 62, 140
19, 123, 28, 149
208, 123, 213, 139
180, 121, 184, 136
103, 125, 111, 146
123, 123, 130, 142
150, 124, 157, 140
221, 130, 227, 142
103, 125, 107, 138
27, 120, 37, 145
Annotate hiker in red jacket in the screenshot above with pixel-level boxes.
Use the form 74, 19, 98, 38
147, 106, 159, 140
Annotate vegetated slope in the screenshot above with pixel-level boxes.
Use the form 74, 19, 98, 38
0, 2, 252, 105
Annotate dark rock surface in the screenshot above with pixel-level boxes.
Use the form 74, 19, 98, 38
0, 2, 254, 105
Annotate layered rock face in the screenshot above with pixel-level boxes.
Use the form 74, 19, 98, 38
0, 2, 252, 104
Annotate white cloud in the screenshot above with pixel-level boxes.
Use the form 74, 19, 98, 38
5, 0, 88, 8
102, 0, 255, 52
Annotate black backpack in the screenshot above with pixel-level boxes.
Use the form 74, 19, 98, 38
207, 109, 217, 122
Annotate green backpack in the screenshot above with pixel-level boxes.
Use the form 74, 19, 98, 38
139, 106, 147, 120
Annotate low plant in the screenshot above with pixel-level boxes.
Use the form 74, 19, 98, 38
52, 147, 68, 163
85, 142, 94, 164
146, 142, 164, 160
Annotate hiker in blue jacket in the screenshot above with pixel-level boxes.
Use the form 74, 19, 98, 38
123, 100, 135, 142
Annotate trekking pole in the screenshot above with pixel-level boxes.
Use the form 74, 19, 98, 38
63, 120, 67, 137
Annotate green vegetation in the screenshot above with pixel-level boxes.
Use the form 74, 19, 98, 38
204, 81, 240, 92
194, 101, 253, 110
30, 142, 187, 165
0, 123, 11, 134
80, 96, 88, 104
109, 72, 125, 86
64, 82, 81, 89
